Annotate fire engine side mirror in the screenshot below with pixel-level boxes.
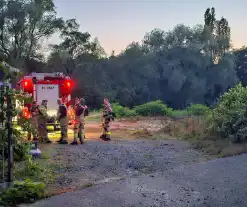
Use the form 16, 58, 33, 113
32, 77, 37, 84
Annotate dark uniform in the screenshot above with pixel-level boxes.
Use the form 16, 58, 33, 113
37, 100, 51, 143
71, 98, 88, 145
57, 101, 68, 144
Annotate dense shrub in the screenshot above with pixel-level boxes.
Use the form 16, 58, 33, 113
0, 128, 30, 162
0, 179, 45, 206
211, 83, 247, 142
165, 104, 210, 118
134, 100, 171, 116
168, 109, 189, 118
112, 101, 211, 118
187, 104, 210, 116
112, 103, 137, 118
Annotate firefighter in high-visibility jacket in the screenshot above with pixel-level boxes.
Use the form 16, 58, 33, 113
100, 98, 115, 141
57, 99, 68, 144
29, 101, 39, 141
71, 98, 88, 145
37, 100, 51, 143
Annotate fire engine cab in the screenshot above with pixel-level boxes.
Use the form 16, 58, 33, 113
18, 72, 74, 130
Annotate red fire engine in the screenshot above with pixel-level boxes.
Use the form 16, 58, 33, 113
17, 72, 75, 130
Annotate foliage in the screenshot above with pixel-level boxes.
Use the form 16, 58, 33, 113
134, 100, 171, 116
187, 104, 210, 116
0, 179, 45, 206
1, 3, 247, 145
211, 83, 247, 142
48, 18, 106, 75
0, 5, 239, 110
234, 47, 247, 86
0, 0, 63, 66
0, 32, 46, 207
17, 116, 35, 137
111, 101, 210, 118
168, 109, 189, 118
14, 155, 43, 179
12, 140, 30, 162
0, 63, 33, 162
111, 103, 137, 118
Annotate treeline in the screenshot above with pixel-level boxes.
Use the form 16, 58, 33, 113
0, 1, 247, 109
112, 82, 247, 145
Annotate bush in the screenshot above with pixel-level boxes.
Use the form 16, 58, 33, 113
211, 83, 247, 142
187, 104, 210, 116
112, 103, 137, 118
14, 155, 53, 182
0, 179, 45, 206
0, 128, 30, 162
134, 100, 171, 116
168, 109, 189, 118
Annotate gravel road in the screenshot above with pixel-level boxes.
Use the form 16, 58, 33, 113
21, 137, 247, 207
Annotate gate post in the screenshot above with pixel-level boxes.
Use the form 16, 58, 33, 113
0, 85, 4, 183
6, 86, 13, 185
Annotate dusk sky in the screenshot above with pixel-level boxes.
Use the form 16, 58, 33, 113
50, 0, 247, 55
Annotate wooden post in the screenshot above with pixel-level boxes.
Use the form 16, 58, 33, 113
6, 86, 13, 185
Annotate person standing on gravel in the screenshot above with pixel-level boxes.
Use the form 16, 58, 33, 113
100, 98, 115, 141
29, 101, 39, 141
57, 99, 68, 144
37, 100, 52, 143
71, 98, 88, 145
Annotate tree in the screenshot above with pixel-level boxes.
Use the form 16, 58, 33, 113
49, 19, 106, 75
51, 19, 91, 59
0, 0, 63, 68
204, 7, 216, 32
234, 47, 247, 86
203, 7, 231, 60
40, 6, 239, 109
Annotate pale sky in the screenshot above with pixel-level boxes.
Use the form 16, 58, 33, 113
48, 0, 247, 55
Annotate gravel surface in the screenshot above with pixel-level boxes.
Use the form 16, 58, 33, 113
19, 119, 247, 206
25, 153, 247, 207
47, 138, 209, 190
20, 137, 215, 207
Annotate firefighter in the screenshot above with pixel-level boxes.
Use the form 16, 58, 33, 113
71, 98, 88, 145
57, 99, 68, 144
37, 100, 52, 143
100, 98, 115, 141
28, 101, 39, 141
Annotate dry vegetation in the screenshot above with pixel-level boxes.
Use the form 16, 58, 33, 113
114, 116, 247, 158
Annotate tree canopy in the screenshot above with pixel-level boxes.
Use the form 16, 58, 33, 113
1, 3, 246, 109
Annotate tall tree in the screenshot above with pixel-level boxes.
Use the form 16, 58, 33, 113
204, 7, 216, 32
49, 19, 106, 74
203, 7, 231, 62
51, 18, 91, 58
0, 0, 63, 68
234, 47, 247, 86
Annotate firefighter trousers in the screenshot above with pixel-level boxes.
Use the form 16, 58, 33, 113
28, 117, 38, 140
102, 121, 111, 140
60, 117, 68, 141
73, 121, 84, 143
38, 117, 50, 142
